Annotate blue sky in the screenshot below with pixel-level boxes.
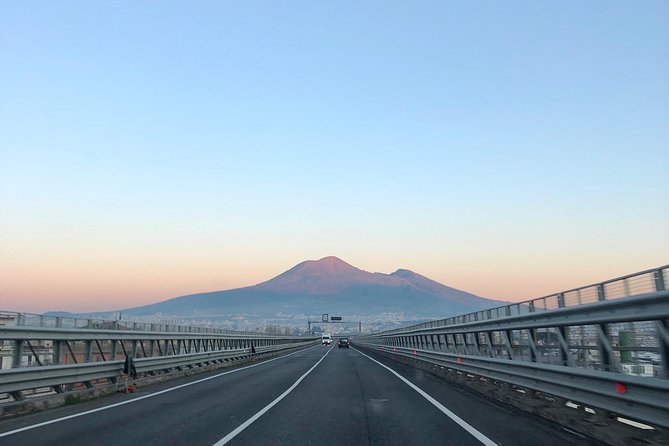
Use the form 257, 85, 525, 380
1, 1, 668, 312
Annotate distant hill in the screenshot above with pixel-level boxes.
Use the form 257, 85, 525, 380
99, 256, 502, 327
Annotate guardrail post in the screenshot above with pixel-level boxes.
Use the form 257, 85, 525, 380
556, 327, 573, 367
459, 334, 468, 355
597, 284, 606, 301
53, 340, 62, 365
526, 329, 538, 362
655, 321, 669, 379
502, 331, 514, 359
596, 324, 619, 372
84, 341, 93, 362
471, 333, 482, 356
557, 293, 565, 308
12, 340, 23, 368
654, 269, 666, 292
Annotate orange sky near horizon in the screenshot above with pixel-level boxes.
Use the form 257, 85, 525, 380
1, 248, 665, 314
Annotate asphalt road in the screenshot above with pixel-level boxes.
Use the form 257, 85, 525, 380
0, 344, 599, 446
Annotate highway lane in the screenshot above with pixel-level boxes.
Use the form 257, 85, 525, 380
0, 346, 328, 446
0, 344, 598, 446
226, 345, 594, 446
352, 348, 599, 446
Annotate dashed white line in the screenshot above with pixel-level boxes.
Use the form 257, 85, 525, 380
354, 347, 499, 446
211, 346, 333, 446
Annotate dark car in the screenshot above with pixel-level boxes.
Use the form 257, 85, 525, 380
337, 338, 350, 348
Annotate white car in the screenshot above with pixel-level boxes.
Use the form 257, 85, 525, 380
321, 334, 332, 345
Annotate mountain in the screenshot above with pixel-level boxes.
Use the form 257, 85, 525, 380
107, 256, 502, 329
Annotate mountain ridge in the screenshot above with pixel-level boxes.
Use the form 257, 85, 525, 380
48, 257, 504, 331
103, 257, 502, 328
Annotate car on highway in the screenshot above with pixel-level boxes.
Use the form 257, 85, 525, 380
338, 338, 350, 349
321, 334, 332, 345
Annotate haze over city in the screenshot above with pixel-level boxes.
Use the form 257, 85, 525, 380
1, 2, 668, 314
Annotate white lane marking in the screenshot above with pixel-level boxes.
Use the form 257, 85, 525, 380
212, 346, 333, 446
354, 348, 498, 446
0, 345, 319, 438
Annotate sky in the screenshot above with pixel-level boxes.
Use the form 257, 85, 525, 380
1, 1, 668, 313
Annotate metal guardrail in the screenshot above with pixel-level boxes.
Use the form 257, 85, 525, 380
0, 321, 319, 401
0, 310, 262, 335
0, 341, 314, 396
382, 265, 668, 334
356, 264, 669, 434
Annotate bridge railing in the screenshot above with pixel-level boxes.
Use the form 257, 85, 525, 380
381, 265, 668, 334
355, 265, 669, 440
0, 322, 319, 406
0, 310, 260, 335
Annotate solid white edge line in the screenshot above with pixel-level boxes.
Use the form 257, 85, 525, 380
212, 345, 333, 446
353, 347, 499, 446
0, 344, 319, 439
